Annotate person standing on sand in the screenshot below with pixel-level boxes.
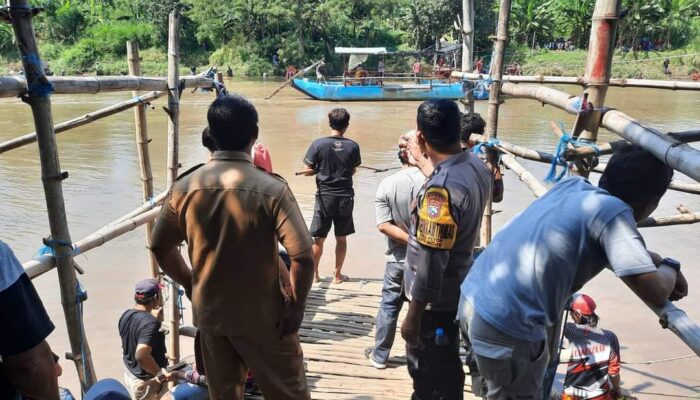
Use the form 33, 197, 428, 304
151, 95, 315, 399
400, 99, 492, 400
365, 143, 425, 369
459, 144, 688, 399
300, 108, 361, 284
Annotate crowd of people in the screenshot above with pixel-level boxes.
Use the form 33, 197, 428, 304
0, 94, 689, 400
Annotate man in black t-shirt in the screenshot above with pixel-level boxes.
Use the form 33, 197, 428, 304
301, 108, 361, 284
118, 279, 170, 400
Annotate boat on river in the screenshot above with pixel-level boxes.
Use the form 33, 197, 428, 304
290, 47, 489, 102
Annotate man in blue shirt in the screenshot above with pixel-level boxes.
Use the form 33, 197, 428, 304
459, 145, 688, 399
0, 240, 58, 399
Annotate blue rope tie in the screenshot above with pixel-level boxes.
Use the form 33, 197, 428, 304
176, 287, 186, 325
544, 122, 602, 183
472, 138, 500, 156
38, 239, 79, 259
22, 53, 54, 98
147, 196, 157, 207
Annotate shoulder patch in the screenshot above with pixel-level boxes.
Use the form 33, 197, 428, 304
174, 163, 205, 181
416, 187, 457, 250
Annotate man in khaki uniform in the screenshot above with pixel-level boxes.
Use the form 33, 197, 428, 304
151, 94, 315, 400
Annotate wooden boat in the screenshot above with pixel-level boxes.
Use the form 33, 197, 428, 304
290, 47, 489, 102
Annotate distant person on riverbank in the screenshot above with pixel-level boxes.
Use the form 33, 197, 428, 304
663, 58, 671, 77
475, 57, 483, 74
562, 294, 622, 400
365, 141, 424, 369
692, 70, 700, 81
226, 66, 233, 77
412, 59, 422, 82
118, 279, 171, 400
300, 108, 361, 284
459, 144, 687, 398
400, 100, 492, 399
152, 95, 314, 399
0, 240, 58, 400
285, 65, 298, 80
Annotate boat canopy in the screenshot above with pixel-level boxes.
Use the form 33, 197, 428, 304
334, 47, 388, 55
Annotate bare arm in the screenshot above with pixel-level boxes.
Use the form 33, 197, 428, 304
621, 264, 679, 306
134, 343, 162, 377
2, 340, 58, 400
299, 164, 316, 176
378, 222, 409, 245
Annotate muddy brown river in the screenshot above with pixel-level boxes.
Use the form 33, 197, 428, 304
0, 79, 698, 397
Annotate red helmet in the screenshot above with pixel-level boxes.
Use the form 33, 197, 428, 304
571, 294, 596, 316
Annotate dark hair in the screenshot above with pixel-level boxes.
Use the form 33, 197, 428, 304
207, 94, 258, 151
599, 144, 673, 205
580, 312, 600, 328
134, 292, 158, 305
459, 112, 486, 142
201, 127, 217, 153
328, 108, 350, 131
397, 149, 409, 165
417, 99, 460, 151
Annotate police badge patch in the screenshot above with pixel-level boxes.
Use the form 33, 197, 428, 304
416, 187, 457, 250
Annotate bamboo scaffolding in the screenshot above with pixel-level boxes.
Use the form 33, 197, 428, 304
638, 212, 700, 227
500, 153, 548, 197
127, 41, 158, 279
0, 75, 214, 98
25, 208, 162, 280
452, 72, 700, 91
165, 10, 181, 366
107, 190, 168, 227
649, 302, 700, 357
8, 0, 97, 389
0, 91, 165, 155
480, 0, 512, 245
460, 0, 475, 113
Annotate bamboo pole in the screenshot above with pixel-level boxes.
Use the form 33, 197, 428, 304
25, 208, 163, 280
108, 190, 168, 228
451, 71, 700, 91
166, 10, 181, 366
8, 0, 96, 389
461, 0, 475, 113
569, 0, 620, 177
265, 59, 324, 100
648, 301, 700, 357
0, 75, 214, 98
127, 41, 158, 279
638, 212, 700, 228
480, 0, 512, 246
500, 154, 548, 198
0, 91, 165, 155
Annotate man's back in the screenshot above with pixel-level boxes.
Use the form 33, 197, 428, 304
304, 137, 361, 196
164, 151, 311, 335
461, 177, 655, 341
118, 310, 166, 379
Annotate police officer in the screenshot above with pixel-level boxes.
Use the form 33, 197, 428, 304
400, 99, 492, 399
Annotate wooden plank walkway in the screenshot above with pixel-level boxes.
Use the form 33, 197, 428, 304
296, 278, 478, 400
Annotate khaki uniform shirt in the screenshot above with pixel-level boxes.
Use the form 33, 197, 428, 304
404, 151, 492, 311
152, 151, 312, 335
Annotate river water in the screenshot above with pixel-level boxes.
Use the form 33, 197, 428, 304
0, 80, 698, 397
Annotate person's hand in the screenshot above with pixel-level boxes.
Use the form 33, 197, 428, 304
401, 308, 422, 346
669, 271, 688, 301
278, 300, 305, 337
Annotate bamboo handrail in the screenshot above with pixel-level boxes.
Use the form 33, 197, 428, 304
453, 72, 700, 91
648, 302, 700, 357
0, 91, 166, 155
638, 212, 700, 227
9, 0, 97, 389
25, 207, 162, 279
0, 75, 214, 98
500, 153, 548, 198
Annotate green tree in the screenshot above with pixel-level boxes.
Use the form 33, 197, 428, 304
509, 0, 555, 48
553, 0, 595, 48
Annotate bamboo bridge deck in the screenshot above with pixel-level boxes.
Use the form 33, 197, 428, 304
289, 278, 477, 400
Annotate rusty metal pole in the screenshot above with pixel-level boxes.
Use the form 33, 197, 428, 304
480, 0, 512, 245
7, 0, 97, 390
571, 0, 621, 178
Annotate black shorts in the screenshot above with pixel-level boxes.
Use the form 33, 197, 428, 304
309, 194, 355, 238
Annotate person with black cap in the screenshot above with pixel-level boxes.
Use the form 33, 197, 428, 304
562, 294, 622, 400
118, 279, 171, 400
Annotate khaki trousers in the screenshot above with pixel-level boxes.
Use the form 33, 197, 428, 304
199, 328, 310, 400
123, 371, 167, 400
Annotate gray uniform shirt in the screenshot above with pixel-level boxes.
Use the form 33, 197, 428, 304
404, 151, 492, 311
375, 167, 426, 262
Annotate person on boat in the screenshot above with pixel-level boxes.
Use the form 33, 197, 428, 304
460, 112, 503, 203
354, 66, 369, 85
316, 61, 327, 83
459, 144, 687, 399
151, 95, 314, 399
378, 60, 385, 78
412, 59, 422, 82
285, 64, 298, 80
400, 99, 492, 400
365, 140, 425, 370
0, 240, 59, 400
300, 108, 361, 284
562, 294, 622, 400
118, 279, 173, 400
475, 57, 483, 74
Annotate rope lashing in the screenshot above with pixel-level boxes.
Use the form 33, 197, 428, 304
545, 122, 602, 183
37, 238, 79, 259
472, 138, 500, 156
22, 53, 54, 98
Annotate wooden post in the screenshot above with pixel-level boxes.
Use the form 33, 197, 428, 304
461, 0, 475, 113
570, 0, 621, 177
127, 41, 158, 279
166, 10, 181, 366
8, 0, 97, 389
480, 0, 512, 245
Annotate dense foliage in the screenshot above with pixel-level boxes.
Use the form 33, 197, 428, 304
0, 0, 697, 76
